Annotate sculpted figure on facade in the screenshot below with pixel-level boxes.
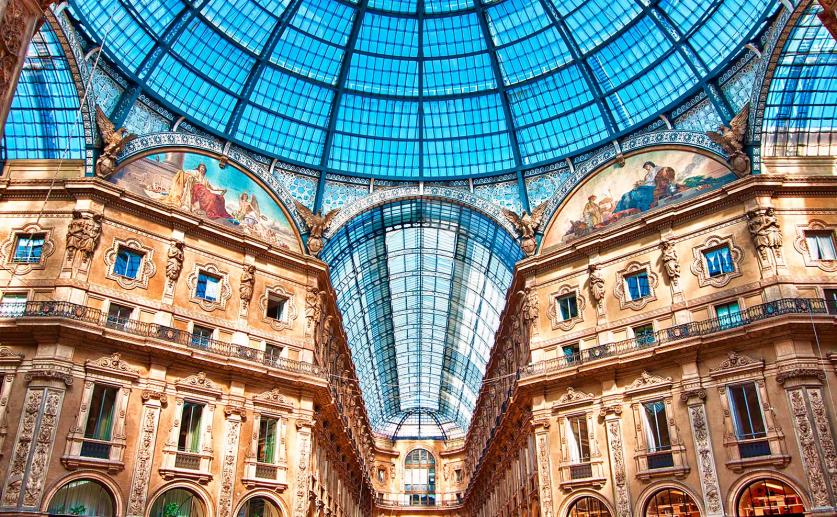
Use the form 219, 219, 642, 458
706, 105, 751, 177
294, 201, 339, 256
501, 200, 548, 256
66, 211, 103, 262
165, 240, 184, 292
239, 264, 256, 314
747, 207, 783, 268
588, 263, 606, 310
95, 105, 136, 179
660, 240, 680, 286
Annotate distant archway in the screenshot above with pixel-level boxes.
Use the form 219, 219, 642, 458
736, 478, 805, 517
644, 487, 701, 517
404, 448, 436, 506
46, 478, 115, 517
236, 496, 283, 517
567, 495, 612, 517
148, 487, 208, 517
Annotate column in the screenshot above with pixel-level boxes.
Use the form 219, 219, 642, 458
601, 404, 631, 517
126, 389, 167, 517
1, 370, 69, 511
0, 0, 58, 141
533, 418, 555, 517
218, 405, 245, 517
293, 418, 314, 517
0, 373, 17, 455
682, 388, 724, 517
780, 370, 837, 511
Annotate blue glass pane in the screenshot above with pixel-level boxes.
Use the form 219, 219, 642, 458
689, 0, 771, 72
423, 54, 496, 96
271, 27, 345, 84
423, 14, 486, 57
346, 54, 419, 96
170, 19, 254, 93
496, 28, 572, 85
486, 0, 550, 47
588, 17, 671, 92
72, 0, 155, 73
564, 0, 641, 54
291, 0, 355, 46
357, 13, 418, 57
200, 0, 282, 53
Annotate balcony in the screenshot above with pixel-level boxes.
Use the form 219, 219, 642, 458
523, 298, 828, 378
0, 301, 323, 378
375, 493, 464, 509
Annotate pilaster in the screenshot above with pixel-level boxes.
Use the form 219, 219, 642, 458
126, 389, 167, 517
293, 417, 313, 517
533, 417, 555, 517
682, 387, 724, 517
601, 404, 631, 517
218, 405, 245, 517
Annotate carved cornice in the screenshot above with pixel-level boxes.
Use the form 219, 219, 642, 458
552, 387, 596, 410
253, 387, 294, 411
25, 368, 73, 386
625, 370, 673, 395
709, 351, 763, 378
141, 389, 168, 407
0, 346, 24, 366
224, 404, 247, 421
776, 367, 826, 385
175, 372, 222, 398
85, 353, 140, 380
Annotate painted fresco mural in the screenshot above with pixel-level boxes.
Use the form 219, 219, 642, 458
111, 151, 299, 250
542, 150, 736, 247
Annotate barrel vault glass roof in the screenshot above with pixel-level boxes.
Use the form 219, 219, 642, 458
320, 200, 522, 439
69, 0, 775, 180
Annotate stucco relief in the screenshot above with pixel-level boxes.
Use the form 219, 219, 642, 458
788, 388, 829, 507
293, 424, 312, 517
687, 404, 723, 515
536, 433, 555, 517
103, 237, 157, 290
218, 416, 243, 517
807, 388, 837, 500
127, 400, 162, 516
0, 223, 55, 274
606, 419, 631, 517
2, 389, 43, 506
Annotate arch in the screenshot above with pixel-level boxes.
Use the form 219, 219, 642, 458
560, 493, 615, 517
322, 186, 519, 240
112, 147, 304, 252
43, 475, 118, 517
233, 492, 286, 517
146, 482, 213, 517
635, 482, 703, 517
728, 472, 809, 517
538, 146, 735, 251
404, 448, 437, 506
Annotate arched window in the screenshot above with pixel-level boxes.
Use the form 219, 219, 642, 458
237, 496, 282, 517
404, 449, 436, 506
568, 496, 611, 517
149, 488, 207, 517
737, 479, 805, 517
46, 479, 114, 516
645, 488, 701, 517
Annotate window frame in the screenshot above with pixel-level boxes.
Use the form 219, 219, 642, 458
794, 220, 837, 272
244, 387, 292, 489
0, 223, 54, 274
12, 233, 46, 264
691, 235, 743, 288
104, 238, 156, 290
258, 285, 297, 331
187, 263, 231, 312
703, 245, 736, 278
549, 285, 586, 331
615, 261, 658, 311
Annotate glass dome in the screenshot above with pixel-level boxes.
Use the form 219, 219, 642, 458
69, 0, 774, 180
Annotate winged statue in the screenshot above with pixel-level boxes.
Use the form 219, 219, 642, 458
95, 105, 137, 179
706, 104, 750, 177
501, 200, 549, 256
294, 200, 340, 256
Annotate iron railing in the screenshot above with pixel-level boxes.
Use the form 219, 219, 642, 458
0, 301, 324, 378
374, 493, 465, 508
523, 298, 828, 378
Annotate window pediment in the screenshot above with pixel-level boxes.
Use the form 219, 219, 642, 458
709, 351, 763, 380
175, 372, 223, 399
85, 353, 140, 382
625, 370, 673, 396
253, 388, 294, 412
553, 387, 596, 411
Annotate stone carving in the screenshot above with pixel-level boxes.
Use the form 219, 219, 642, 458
95, 105, 137, 178
548, 285, 585, 331
788, 388, 829, 507
178, 372, 216, 391
808, 388, 837, 497
627, 370, 672, 392
294, 201, 339, 256
706, 104, 750, 177
87, 353, 139, 376
614, 261, 658, 311
258, 285, 298, 331
186, 263, 231, 312
794, 220, 837, 272
747, 207, 783, 270
140, 389, 168, 407
556, 387, 595, 405
588, 263, 606, 311
218, 417, 242, 517
710, 351, 758, 373
0, 223, 55, 274
687, 404, 722, 515
66, 211, 103, 263
2, 389, 43, 506
690, 235, 743, 288
776, 367, 827, 385
127, 405, 161, 516
501, 200, 549, 256
536, 434, 554, 517
294, 427, 312, 517
605, 419, 630, 517
660, 240, 680, 286
239, 264, 255, 315
305, 287, 324, 329
255, 388, 289, 407
22, 389, 62, 508
104, 238, 157, 290
165, 240, 184, 293
521, 287, 539, 332
24, 368, 73, 386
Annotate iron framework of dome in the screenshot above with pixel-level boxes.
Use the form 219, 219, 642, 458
69, 0, 775, 181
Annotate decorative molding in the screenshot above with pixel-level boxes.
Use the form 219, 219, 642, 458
747, 207, 784, 271
175, 372, 222, 398
605, 418, 631, 517
808, 387, 837, 498
625, 370, 673, 395
553, 387, 595, 410
547, 285, 585, 331
186, 263, 231, 312
24, 368, 73, 386
293, 426, 312, 517
258, 285, 298, 331
660, 239, 681, 288
140, 389, 168, 408
689, 235, 743, 288
217, 417, 243, 517
254, 388, 294, 411
85, 353, 140, 381
0, 223, 55, 274
776, 367, 826, 385
793, 219, 837, 272
536, 433, 555, 517
687, 404, 724, 516
103, 237, 157, 290
613, 261, 658, 311
787, 388, 830, 507
127, 402, 162, 515
709, 351, 763, 377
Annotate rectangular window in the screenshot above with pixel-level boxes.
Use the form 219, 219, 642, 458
1, 293, 27, 316
196, 271, 221, 301
703, 246, 736, 277
624, 271, 651, 301
633, 323, 655, 346
106, 303, 133, 329
266, 294, 288, 321
642, 401, 671, 452
556, 293, 578, 321
806, 231, 837, 260
81, 384, 118, 459
826, 289, 837, 315
257, 417, 279, 464
716, 301, 743, 329
566, 415, 590, 463
728, 383, 767, 440
113, 247, 144, 279
178, 401, 204, 453
191, 325, 214, 347
12, 233, 45, 263
562, 344, 579, 364
264, 344, 282, 365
